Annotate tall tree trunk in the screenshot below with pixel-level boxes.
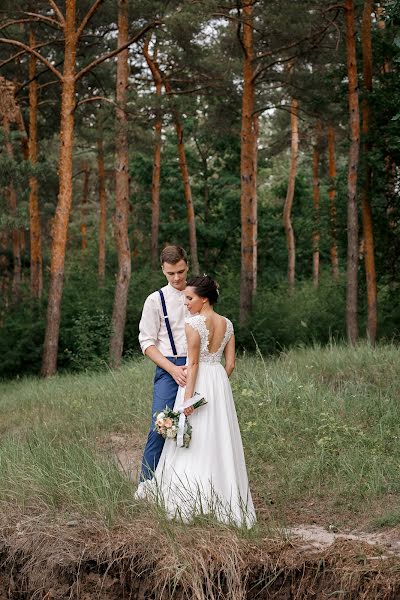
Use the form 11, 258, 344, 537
312, 120, 322, 287
28, 29, 43, 299
143, 38, 162, 270
344, 0, 360, 345
97, 121, 107, 286
283, 98, 299, 293
361, 0, 377, 344
327, 126, 339, 279
239, 0, 257, 325
28, 30, 43, 299
41, 1, 77, 377
194, 138, 210, 269
109, 0, 132, 368
174, 116, 199, 275
164, 80, 199, 273
80, 161, 90, 252
202, 154, 210, 271
3, 117, 21, 302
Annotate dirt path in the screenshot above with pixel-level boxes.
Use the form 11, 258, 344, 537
289, 524, 400, 557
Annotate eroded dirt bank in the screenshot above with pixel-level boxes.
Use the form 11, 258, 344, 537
1, 516, 400, 599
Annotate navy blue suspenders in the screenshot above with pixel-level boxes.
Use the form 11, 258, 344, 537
158, 289, 178, 358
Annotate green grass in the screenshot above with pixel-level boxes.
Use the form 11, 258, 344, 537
0, 343, 399, 529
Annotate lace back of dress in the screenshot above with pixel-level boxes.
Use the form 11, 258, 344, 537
186, 315, 233, 364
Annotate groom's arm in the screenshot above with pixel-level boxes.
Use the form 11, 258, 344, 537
139, 295, 187, 387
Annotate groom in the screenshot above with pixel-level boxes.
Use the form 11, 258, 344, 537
138, 245, 189, 480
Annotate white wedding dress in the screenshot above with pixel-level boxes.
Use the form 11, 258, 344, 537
136, 315, 256, 528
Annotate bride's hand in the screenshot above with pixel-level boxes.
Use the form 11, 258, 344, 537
184, 406, 194, 417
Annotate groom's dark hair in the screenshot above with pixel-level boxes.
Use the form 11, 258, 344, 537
160, 245, 188, 265
187, 275, 219, 305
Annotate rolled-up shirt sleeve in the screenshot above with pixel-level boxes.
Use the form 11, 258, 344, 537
138, 295, 160, 354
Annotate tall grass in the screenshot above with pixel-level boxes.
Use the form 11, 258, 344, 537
0, 343, 399, 528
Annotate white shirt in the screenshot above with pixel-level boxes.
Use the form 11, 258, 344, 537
139, 283, 188, 357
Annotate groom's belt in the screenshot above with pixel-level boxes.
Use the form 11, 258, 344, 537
165, 356, 187, 363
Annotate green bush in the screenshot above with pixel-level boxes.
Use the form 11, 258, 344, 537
238, 274, 347, 353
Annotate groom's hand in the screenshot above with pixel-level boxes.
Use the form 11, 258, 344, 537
170, 365, 187, 387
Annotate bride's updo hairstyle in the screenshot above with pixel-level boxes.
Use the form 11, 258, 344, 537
186, 275, 219, 305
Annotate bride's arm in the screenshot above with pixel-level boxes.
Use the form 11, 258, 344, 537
223, 335, 235, 377
184, 324, 201, 403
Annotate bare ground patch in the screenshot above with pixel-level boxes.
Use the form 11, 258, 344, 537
98, 431, 145, 483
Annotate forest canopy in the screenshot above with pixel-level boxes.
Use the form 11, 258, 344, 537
0, 0, 399, 378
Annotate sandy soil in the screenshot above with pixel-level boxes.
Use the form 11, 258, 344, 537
288, 524, 400, 557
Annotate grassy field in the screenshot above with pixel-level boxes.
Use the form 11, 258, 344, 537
0, 342, 399, 532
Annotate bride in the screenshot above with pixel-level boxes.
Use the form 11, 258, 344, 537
136, 275, 256, 528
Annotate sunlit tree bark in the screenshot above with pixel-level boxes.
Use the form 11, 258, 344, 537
163, 80, 200, 274
361, 0, 377, 344
143, 36, 162, 270
42, 1, 77, 376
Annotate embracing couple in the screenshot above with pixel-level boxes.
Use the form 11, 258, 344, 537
136, 245, 256, 528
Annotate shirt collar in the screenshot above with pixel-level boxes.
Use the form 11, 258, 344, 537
167, 283, 185, 296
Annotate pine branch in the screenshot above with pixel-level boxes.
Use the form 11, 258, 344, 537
0, 38, 62, 80
0, 19, 35, 31
23, 12, 62, 29
75, 20, 161, 82
0, 49, 26, 69
253, 24, 334, 82
211, 11, 263, 33
325, 3, 345, 10
48, 0, 65, 26
76, 0, 105, 40
255, 23, 332, 62
15, 58, 64, 94
165, 84, 216, 96
143, 34, 163, 85
75, 96, 115, 108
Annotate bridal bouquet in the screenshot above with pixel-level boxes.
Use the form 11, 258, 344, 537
154, 393, 207, 448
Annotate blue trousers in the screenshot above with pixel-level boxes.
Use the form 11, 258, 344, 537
140, 357, 186, 481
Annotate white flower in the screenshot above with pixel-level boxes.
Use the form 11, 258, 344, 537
158, 412, 165, 420
166, 428, 175, 438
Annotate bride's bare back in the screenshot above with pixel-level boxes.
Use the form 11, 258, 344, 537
203, 313, 229, 353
